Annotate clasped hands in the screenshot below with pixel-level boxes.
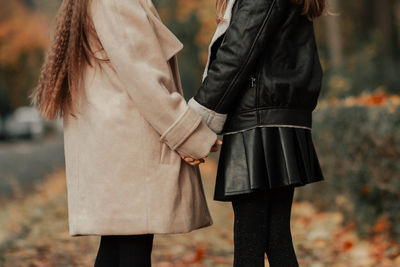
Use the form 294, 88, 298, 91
179, 139, 223, 166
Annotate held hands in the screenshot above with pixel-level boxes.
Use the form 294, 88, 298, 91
179, 139, 223, 166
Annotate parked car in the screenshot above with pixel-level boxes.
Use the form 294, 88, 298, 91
4, 106, 45, 140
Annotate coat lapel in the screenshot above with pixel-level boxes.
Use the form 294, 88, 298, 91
145, 0, 184, 93
202, 0, 236, 81
150, 14, 184, 61
146, 0, 184, 61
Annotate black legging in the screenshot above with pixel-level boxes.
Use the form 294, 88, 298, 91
94, 234, 154, 267
231, 186, 298, 267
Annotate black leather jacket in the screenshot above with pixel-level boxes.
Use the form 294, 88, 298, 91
189, 0, 323, 134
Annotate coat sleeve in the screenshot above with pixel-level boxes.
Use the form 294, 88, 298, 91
92, 0, 216, 159
189, 0, 285, 134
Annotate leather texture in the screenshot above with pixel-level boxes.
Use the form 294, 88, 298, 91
194, 0, 323, 134
214, 127, 324, 201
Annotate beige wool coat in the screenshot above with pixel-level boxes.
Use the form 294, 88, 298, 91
63, 0, 217, 236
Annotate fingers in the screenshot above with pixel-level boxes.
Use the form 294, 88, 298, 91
180, 154, 195, 163
186, 158, 204, 166
210, 139, 223, 153
210, 145, 219, 152
178, 152, 205, 166
184, 157, 195, 162
177, 139, 224, 166
189, 158, 205, 166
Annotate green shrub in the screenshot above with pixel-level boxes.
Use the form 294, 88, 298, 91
296, 97, 400, 240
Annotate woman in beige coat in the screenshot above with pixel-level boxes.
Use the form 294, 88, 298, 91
32, 0, 220, 266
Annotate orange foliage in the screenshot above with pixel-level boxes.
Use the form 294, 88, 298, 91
372, 216, 391, 234
361, 185, 370, 196
192, 245, 206, 263
342, 240, 354, 252
0, 0, 50, 66
353, 91, 389, 106
319, 90, 400, 109
365, 93, 388, 106
176, 0, 199, 21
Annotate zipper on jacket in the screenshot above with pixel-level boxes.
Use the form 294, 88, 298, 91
250, 76, 256, 88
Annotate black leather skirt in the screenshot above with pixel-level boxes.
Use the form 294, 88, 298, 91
214, 127, 324, 201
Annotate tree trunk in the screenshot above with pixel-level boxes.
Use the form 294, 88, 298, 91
375, 0, 399, 60
324, 0, 344, 69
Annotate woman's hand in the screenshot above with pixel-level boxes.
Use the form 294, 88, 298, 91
179, 139, 223, 166
179, 154, 205, 166
211, 139, 223, 152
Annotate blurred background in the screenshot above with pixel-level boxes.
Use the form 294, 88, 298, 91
0, 0, 400, 266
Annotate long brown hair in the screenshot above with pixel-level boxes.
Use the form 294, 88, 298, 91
31, 0, 101, 120
216, 0, 326, 23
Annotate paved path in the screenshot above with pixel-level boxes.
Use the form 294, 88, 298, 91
0, 136, 64, 199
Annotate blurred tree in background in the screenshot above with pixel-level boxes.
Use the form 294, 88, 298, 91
316, 0, 400, 97
0, 0, 55, 113
157, 0, 400, 98
153, 0, 205, 99
1, 0, 399, 110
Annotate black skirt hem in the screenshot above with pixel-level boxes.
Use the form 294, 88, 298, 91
214, 127, 324, 201
214, 178, 324, 202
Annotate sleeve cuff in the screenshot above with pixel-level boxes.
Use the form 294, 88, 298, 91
160, 106, 202, 150
188, 98, 227, 134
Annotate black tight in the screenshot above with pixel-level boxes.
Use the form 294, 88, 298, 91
94, 234, 154, 267
231, 186, 298, 267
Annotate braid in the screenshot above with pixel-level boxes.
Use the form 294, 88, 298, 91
67, 0, 82, 113
32, 0, 102, 120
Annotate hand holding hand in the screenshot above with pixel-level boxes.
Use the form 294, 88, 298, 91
178, 153, 205, 166
179, 139, 223, 166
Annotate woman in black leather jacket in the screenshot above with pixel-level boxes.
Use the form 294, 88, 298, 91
189, 0, 326, 266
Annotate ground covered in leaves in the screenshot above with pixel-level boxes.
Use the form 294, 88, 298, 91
0, 161, 399, 267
